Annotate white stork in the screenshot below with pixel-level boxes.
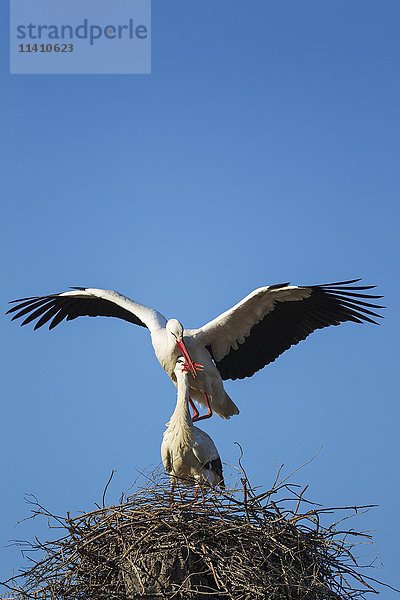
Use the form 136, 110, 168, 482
7, 279, 383, 420
161, 356, 224, 494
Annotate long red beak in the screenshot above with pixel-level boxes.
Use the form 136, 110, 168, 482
176, 340, 198, 378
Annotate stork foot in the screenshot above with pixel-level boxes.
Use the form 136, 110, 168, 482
189, 396, 200, 421
191, 393, 213, 422
192, 408, 212, 422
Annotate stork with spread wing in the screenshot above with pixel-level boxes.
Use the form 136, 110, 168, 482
7, 279, 383, 420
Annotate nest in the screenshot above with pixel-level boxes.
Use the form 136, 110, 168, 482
2, 469, 384, 600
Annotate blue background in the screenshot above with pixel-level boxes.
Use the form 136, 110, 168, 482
1, 1, 399, 596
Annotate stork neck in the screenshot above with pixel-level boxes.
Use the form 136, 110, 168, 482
170, 372, 192, 428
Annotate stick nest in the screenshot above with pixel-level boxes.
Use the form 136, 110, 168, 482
3, 470, 383, 600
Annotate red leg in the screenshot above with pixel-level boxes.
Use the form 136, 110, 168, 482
189, 396, 200, 421
169, 483, 175, 504
192, 393, 213, 422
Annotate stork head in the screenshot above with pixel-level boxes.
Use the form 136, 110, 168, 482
174, 355, 204, 379
174, 355, 187, 378
166, 318, 184, 341
166, 319, 197, 377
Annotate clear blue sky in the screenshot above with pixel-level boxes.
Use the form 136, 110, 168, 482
1, 1, 399, 596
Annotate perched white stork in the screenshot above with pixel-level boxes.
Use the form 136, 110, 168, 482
7, 279, 383, 420
161, 356, 224, 494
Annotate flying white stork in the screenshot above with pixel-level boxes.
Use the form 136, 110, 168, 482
7, 279, 383, 420
161, 356, 224, 495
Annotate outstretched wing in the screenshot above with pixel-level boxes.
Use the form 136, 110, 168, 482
193, 279, 384, 381
7, 287, 167, 333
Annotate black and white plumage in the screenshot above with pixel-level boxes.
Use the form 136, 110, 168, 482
7, 279, 383, 419
161, 357, 224, 490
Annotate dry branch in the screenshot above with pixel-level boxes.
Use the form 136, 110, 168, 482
2, 471, 387, 600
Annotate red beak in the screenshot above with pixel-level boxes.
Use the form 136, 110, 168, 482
176, 340, 198, 378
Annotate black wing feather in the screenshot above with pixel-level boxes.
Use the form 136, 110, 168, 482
205, 457, 225, 488
7, 292, 148, 330
9, 298, 53, 319
212, 280, 384, 381
35, 304, 66, 330
20, 300, 58, 327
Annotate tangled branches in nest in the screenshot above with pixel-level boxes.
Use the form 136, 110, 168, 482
3, 469, 385, 600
